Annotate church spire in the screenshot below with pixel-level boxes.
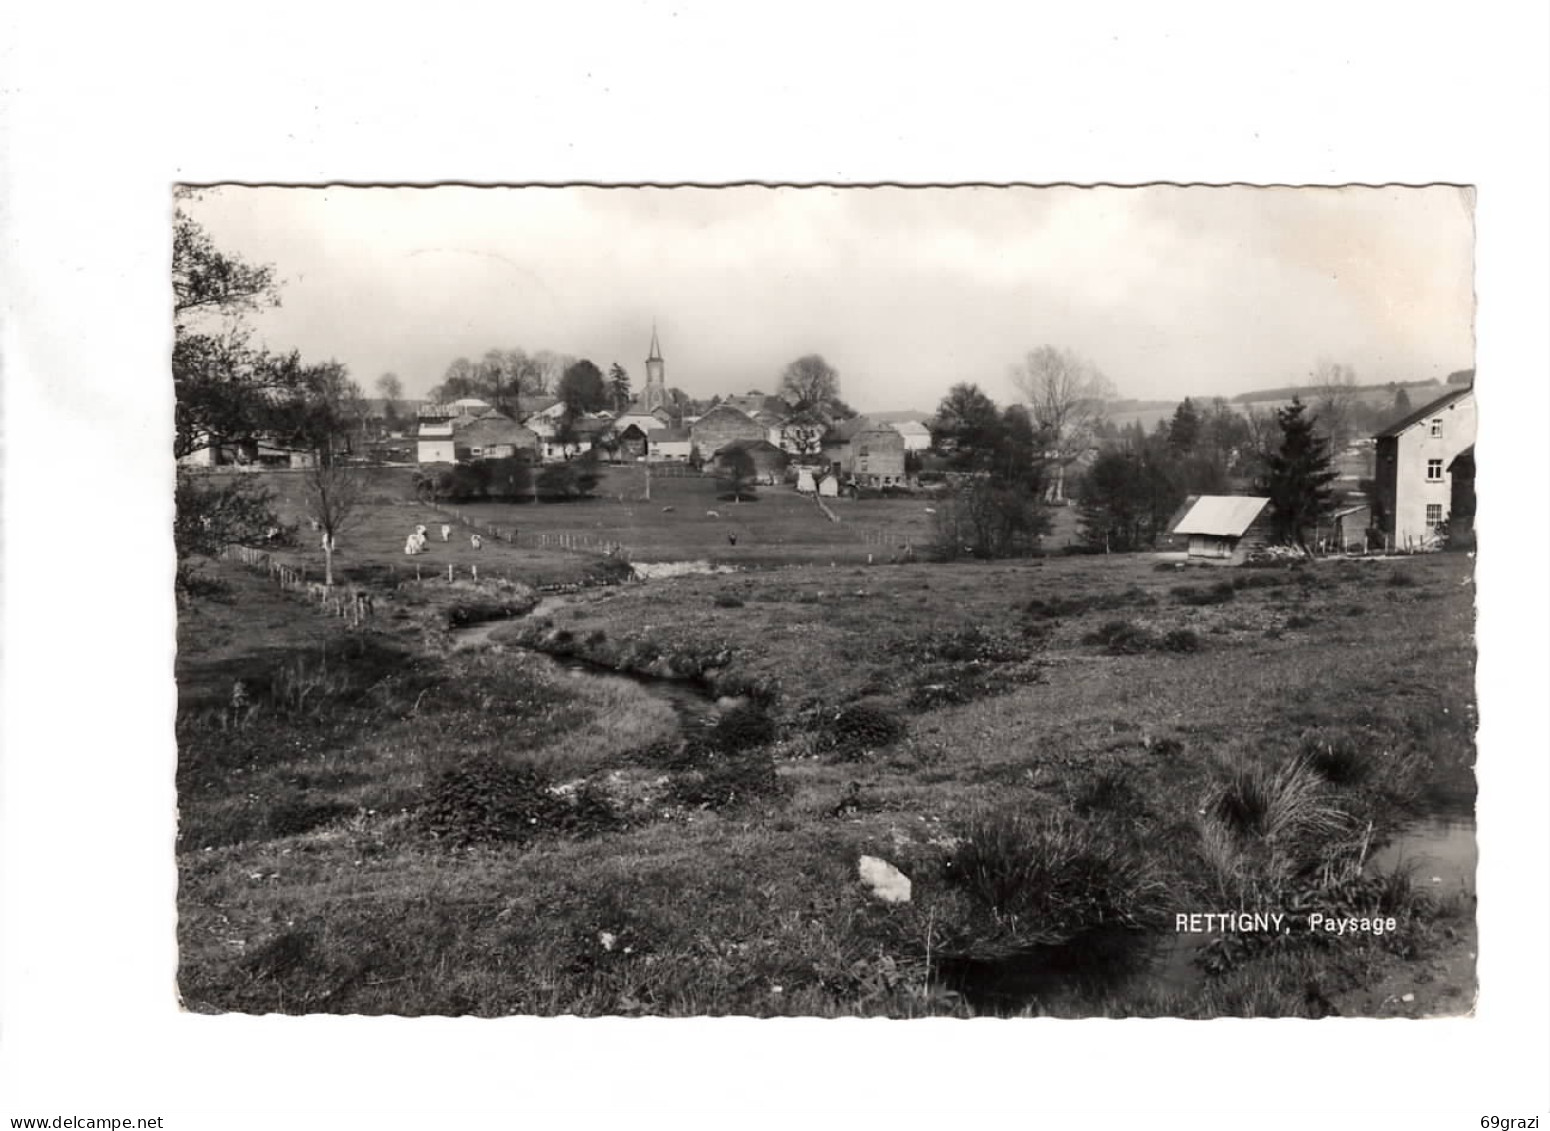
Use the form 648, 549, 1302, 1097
647, 325, 663, 363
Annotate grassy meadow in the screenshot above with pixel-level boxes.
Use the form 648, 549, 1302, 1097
178, 478, 1477, 1018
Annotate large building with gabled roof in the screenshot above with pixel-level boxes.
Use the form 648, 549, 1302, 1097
1372, 380, 1476, 548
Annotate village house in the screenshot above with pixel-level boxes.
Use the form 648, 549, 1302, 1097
646, 425, 693, 462
821, 416, 908, 487
610, 422, 650, 461
689, 404, 768, 461
1170, 496, 1274, 561
415, 415, 458, 463
887, 419, 933, 452
713, 438, 789, 483
1372, 381, 1476, 549
453, 414, 539, 461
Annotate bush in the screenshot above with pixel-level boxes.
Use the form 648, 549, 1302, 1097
943, 807, 1167, 947
1172, 581, 1237, 606
668, 749, 785, 810
421, 756, 622, 846
1285, 614, 1316, 630
1300, 734, 1373, 787
713, 594, 745, 609
713, 701, 777, 752
1386, 570, 1418, 588
1082, 619, 1156, 655
817, 703, 908, 761
1024, 587, 1156, 620
1160, 628, 1202, 653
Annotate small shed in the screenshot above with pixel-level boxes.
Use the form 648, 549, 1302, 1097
795, 467, 817, 494
817, 474, 840, 498
1171, 496, 1272, 560
1330, 503, 1373, 552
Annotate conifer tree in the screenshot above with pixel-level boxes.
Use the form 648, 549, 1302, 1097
1258, 397, 1338, 547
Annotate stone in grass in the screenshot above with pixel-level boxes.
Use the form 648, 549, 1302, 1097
858, 855, 912, 903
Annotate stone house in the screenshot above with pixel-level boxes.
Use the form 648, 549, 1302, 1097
689, 404, 767, 461
1372, 382, 1477, 549
713, 438, 789, 482
821, 416, 908, 486
454, 414, 539, 461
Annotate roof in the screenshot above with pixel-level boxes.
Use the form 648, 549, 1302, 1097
1375, 385, 1473, 439
1331, 503, 1372, 520
718, 438, 784, 455
888, 420, 932, 436
456, 416, 535, 445
655, 426, 691, 442
1171, 496, 1271, 537
691, 404, 759, 427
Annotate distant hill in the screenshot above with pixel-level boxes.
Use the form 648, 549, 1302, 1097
1229, 379, 1445, 405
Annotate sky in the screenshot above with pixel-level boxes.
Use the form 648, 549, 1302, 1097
184, 184, 1476, 413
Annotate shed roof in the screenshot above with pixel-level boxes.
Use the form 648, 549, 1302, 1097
1172, 496, 1271, 537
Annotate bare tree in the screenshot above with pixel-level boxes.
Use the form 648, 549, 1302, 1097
303, 457, 368, 586
1010, 346, 1115, 501
1309, 360, 1359, 453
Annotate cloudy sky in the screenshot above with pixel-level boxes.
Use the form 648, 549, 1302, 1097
184, 184, 1475, 412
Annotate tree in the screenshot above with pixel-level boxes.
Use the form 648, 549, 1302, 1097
1010, 346, 1115, 501
609, 362, 632, 412
376, 372, 404, 429
1391, 386, 1413, 418
301, 457, 367, 586
779, 354, 842, 413
1310, 360, 1359, 453
1167, 397, 1202, 454
719, 447, 758, 503
557, 359, 609, 415
932, 477, 1051, 560
173, 192, 291, 587
932, 383, 1003, 469
537, 453, 601, 499
1076, 444, 1181, 552
1257, 398, 1338, 548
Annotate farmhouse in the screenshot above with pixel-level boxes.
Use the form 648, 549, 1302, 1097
454, 414, 539, 461
610, 423, 650, 461
822, 416, 908, 486
887, 419, 933, 452
690, 404, 767, 460
647, 426, 693, 462
713, 438, 789, 482
1372, 382, 1476, 549
1171, 496, 1273, 561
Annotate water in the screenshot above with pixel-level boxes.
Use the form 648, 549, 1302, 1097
1366, 815, 1477, 894
629, 560, 739, 581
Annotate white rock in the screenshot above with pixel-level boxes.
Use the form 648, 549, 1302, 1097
858, 855, 912, 903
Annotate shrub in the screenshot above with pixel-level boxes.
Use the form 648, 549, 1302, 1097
1071, 767, 1149, 821
1024, 587, 1156, 620
1160, 628, 1201, 653
1172, 581, 1237, 606
668, 749, 785, 809
713, 701, 777, 752
422, 756, 567, 845
713, 594, 745, 608
1284, 614, 1316, 630
1082, 619, 1156, 655
817, 703, 908, 760
1300, 734, 1373, 787
1386, 570, 1418, 588
1346, 605, 1367, 617
943, 807, 1168, 947
1211, 758, 1347, 845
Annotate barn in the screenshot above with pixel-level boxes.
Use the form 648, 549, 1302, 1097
1170, 496, 1273, 561
690, 404, 767, 459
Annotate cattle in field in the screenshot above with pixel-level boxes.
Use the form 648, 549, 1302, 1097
440, 524, 451, 541
706, 510, 720, 518
470, 534, 483, 550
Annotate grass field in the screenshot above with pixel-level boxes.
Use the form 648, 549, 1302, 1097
177, 531, 1477, 1017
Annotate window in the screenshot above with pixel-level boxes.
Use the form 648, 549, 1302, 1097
1430, 418, 1443, 437
1426, 504, 1443, 529
1426, 459, 1444, 481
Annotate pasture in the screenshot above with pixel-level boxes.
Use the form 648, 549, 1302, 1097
177, 535, 1478, 1018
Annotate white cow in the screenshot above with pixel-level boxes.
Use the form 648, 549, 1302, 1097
403, 535, 420, 556
440, 523, 451, 542
415, 524, 428, 538
470, 534, 483, 550
706, 510, 720, 519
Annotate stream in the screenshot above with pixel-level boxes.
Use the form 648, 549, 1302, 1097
447, 605, 1475, 1015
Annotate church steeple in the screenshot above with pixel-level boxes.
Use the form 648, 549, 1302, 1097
643, 325, 666, 411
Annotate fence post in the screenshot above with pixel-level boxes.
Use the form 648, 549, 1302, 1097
448, 563, 454, 582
